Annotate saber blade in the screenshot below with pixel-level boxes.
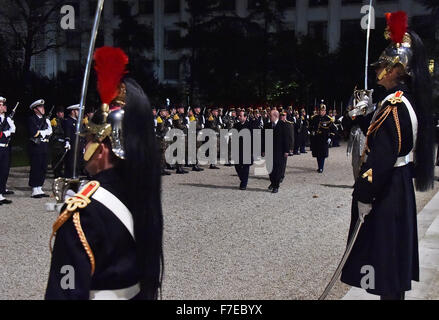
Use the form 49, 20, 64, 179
364, 0, 373, 90
72, 0, 105, 178
318, 218, 364, 300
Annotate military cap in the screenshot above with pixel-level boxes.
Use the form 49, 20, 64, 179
67, 104, 81, 110
30, 99, 45, 110
0, 97, 6, 103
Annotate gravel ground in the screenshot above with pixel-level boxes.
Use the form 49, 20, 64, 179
0, 142, 438, 300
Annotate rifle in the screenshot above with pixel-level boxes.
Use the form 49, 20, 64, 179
30, 105, 55, 144
0, 102, 19, 141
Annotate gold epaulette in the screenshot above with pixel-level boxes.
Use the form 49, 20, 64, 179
189, 115, 196, 122
83, 118, 89, 125
173, 114, 180, 120
50, 118, 57, 127
208, 115, 214, 121
388, 91, 404, 105
157, 116, 163, 124
50, 181, 100, 275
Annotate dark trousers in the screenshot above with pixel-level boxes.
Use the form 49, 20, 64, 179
0, 147, 10, 194
300, 135, 306, 153
51, 146, 64, 178
29, 152, 48, 187
235, 164, 250, 187
269, 156, 286, 188
64, 149, 74, 178
317, 157, 325, 171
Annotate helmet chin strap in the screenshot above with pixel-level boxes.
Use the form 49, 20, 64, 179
378, 68, 387, 81
84, 142, 100, 161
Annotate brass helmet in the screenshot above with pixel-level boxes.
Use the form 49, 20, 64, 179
83, 47, 129, 161
371, 11, 412, 80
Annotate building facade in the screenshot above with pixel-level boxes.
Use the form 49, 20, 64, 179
26, 0, 434, 84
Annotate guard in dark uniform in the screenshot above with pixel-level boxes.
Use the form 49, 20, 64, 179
62, 104, 82, 178
309, 103, 336, 173
50, 106, 66, 178
28, 99, 52, 198
206, 106, 222, 169
300, 108, 309, 152
46, 47, 163, 300
340, 12, 435, 300
156, 107, 171, 175
172, 106, 189, 174
0, 97, 15, 204
192, 106, 205, 172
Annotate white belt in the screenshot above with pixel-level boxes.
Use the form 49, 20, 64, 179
89, 283, 140, 300
0, 143, 8, 147
394, 154, 410, 167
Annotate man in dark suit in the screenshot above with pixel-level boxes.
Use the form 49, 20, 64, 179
266, 110, 291, 193
233, 110, 253, 190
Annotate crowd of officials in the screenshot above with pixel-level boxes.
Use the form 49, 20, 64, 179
4, 95, 437, 202
153, 103, 343, 192
0, 97, 348, 203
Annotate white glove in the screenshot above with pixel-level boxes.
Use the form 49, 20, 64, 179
327, 138, 331, 145
358, 201, 372, 222
3, 130, 11, 138
64, 141, 71, 150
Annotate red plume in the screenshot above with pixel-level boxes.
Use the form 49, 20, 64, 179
94, 47, 129, 104
385, 11, 408, 44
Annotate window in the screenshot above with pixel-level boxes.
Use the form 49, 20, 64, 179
217, 0, 236, 11
248, 0, 261, 10
114, 0, 130, 15
308, 21, 327, 42
279, 0, 296, 9
89, 1, 97, 17
66, 60, 81, 76
139, 0, 154, 14
96, 32, 105, 47
340, 19, 361, 40
309, 0, 328, 7
66, 30, 81, 49
165, 30, 180, 49
164, 60, 180, 80
164, 0, 180, 14
341, 0, 362, 4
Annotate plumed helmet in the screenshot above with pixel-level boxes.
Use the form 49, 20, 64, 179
371, 11, 413, 79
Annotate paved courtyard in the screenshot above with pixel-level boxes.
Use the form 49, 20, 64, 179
0, 142, 438, 300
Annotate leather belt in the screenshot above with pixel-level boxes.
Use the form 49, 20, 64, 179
89, 283, 140, 300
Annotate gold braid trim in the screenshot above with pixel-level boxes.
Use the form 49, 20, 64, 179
48, 181, 100, 275
360, 106, 393, 164
392, 107, 402, 154
72, 212, 96, 275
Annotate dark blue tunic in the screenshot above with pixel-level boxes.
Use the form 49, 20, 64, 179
45, 168, 142, 299
341, 85, 419, 295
